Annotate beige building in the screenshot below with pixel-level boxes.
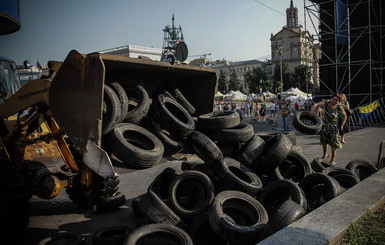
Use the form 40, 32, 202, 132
270, 0, 320, 89
209, 59, 269, 93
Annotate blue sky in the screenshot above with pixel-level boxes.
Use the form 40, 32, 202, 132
0, 0, 315, 66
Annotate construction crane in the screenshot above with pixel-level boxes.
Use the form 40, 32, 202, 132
189, 53, 212, 59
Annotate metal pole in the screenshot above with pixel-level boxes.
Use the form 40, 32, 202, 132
280, 46, 283, 92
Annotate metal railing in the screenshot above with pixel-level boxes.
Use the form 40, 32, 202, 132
347, 97, 385, 131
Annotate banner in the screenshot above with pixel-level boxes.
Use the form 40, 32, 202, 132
358, 101, 380, 120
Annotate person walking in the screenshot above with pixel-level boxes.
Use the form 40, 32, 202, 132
259, 103, 266, 121
309, 94, 347, 165
255, 103, 260, 121
270, 102, 276, 118
280, 102, 290, 131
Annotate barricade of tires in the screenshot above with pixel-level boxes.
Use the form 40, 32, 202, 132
91, 83, 380, 244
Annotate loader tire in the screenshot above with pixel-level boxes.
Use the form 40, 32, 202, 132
103, 84, 121, 135
109, 82, 129, 123
0, 160, 31, 239
124, 85, 151, 124
108, 123, 164, 168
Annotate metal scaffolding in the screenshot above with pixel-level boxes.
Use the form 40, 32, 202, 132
304, 0, 384, 107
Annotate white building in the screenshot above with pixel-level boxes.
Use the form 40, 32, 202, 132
99, 45, 162, 61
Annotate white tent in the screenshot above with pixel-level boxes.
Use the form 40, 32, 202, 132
215, 91, 223, 97
224, 90, 247, 101
281, 87, 311, 99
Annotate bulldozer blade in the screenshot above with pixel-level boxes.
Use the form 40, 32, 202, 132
49, 50, 104, 153
83, 139, 114, 178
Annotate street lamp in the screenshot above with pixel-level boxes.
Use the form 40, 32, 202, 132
278, 45, 283, 92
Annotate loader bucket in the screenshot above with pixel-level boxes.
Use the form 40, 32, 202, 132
50, 50, 217, 154
98, 53, 217, 116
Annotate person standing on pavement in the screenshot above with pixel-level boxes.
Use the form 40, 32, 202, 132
270, 102, 276, 118
260, 103, 266, 121
338, 93, 350, 144
309, 94, 347, 165
280, 102, 290, 131
255, 103, 260, 121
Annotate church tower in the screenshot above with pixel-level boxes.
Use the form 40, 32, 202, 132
286, 0, 298, 28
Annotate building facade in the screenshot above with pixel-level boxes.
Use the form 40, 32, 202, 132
209, 59, 269, 94
99, 45, 162, 61
270, 0, 320, 90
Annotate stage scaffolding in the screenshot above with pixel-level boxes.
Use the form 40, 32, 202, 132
304, 0, 384, 107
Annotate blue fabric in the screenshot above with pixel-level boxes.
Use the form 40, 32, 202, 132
283, 116, 290, 131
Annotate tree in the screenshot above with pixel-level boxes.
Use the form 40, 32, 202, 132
228, 69, 239, 91
244, 67, 267, 93
217, 70, 227, 93
293, 65, 311, 92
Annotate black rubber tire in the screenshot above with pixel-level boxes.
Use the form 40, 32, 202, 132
209, 122, 255, 144
103, 84, 121, 135
107, 123, 164, 168
298, 173, 343, 211
96, 192, 127, 213
345, 159, 378, 181
93, 226, 132, 245
187, 130, 223, 165
173, 88, 196, 115
188, 212, 227, 245
257, 131, 297, 145
253, 133, 292, 174
258, 200, 306, 241
257, 179, 307, 215
237, 134, 265, 168
123, 85, 151, 124
124, 223, 193, 245
0, 161, 31, 240
216, 157, 263, 196
216, 142, 242, 158
39, 232, 85, 245
168, 170, 215, 220
322, 166, 357, 178
148, 167, 183, 201
310, 157, 334, 172
332, 174, 360, 189
292, 111, 322, 135
272, 147, 312, 183
154, 94, 196, 138
109, 82, 129, 123
208, 190, 268, 244
146, 119, 184, 155
197, 111, 240, 131
134, 190, 187, 229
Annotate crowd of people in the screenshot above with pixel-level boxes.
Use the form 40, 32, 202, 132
214, 93, 351, 165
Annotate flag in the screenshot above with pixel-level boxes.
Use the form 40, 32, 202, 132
37, 60, 42, 70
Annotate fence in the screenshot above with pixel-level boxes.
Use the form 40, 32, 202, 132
347, 98, 385, 131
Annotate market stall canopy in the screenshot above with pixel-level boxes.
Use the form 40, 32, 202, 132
224, 90, 247, 101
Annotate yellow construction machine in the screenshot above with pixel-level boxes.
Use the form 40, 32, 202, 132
0, 51, 126, 237
0, 49, 217, 238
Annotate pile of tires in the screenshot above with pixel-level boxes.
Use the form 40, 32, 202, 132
98, 83, 379, 243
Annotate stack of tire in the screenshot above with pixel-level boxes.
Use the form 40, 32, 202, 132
102, 83, 197, 169
99, 84, 379, 244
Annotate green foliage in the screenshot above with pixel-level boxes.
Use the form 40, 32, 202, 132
228, 69, 239, 91
293, 65, 311, 92
244, 67, 267, 93
273, 62, 292, 91
342, 206, 385, 245
217, 70, 227, 93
